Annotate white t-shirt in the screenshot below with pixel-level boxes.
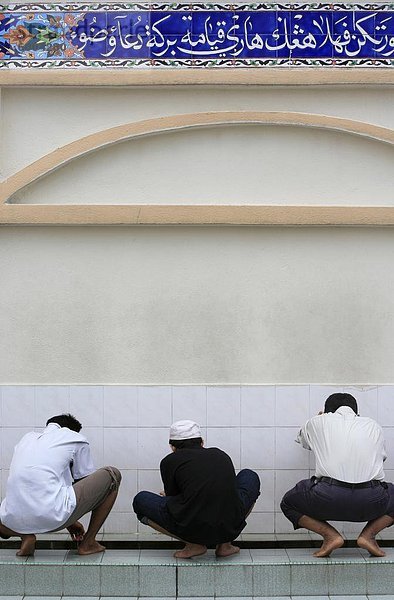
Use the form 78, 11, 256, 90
0, 423, 95, 533
297, 405, 387, 483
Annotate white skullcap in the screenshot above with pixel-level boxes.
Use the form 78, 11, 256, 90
169, 420, 201, 441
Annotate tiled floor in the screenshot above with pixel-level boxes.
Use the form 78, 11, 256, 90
1, 597, 394, 600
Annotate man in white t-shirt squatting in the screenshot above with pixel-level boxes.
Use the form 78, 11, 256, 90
281, 393, 394, 558
0, 413, 121, 556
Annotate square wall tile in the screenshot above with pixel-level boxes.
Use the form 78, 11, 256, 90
207, 386, 240, 427
240, 386, 275, 427
113, 469, 137, 511
275, 386, 309, 427
177, 566, 215, 597
34, 386, 70, 427
328, 563, 367, 595
1, 428, 31, 467
103, 386, 138, 427
240, 427, 275, 470
275, 427, 314, 469
291, 563, 328, 595
275, 428, 310, 469
0, 564, 25, 595
275, 470, 309, 507
243, 511, 274, 534
2, 386, 35, 426
253, 564, 291, 597
215, 565, 253, 596
344, 386, 378, 420
138, 469, 163, 494
309, 385, 344, 416
138, 427, 169, 469
378, 385, 394, 426
70, 386, 104, 427
139, 564, 176, 596
138, 386, 172, 427
172, 386, 207, 426
382, 427, 394, 469
254, 470, 274, 512
367, 563, 394, 594
24, 564, 63, 596
104, 428, 138, 469
103, 511, 138, 534
100, 564, 139, 596
63, 565, 101, 596
206, 428, 240, 469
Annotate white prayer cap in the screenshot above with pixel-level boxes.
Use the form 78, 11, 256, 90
169, 420, 201, 441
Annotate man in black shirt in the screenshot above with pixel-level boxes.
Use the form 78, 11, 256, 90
133, 420, 260, 558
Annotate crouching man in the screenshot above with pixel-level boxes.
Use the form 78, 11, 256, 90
281, 393, 394, 557
133, 420, 260, 559
0, 413, 121, 556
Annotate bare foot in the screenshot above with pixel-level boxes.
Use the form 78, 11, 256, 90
174, 543, 207, 559
216, 543, 240, 557
313, 533, 344, 557
357, 534, 386, 557
78, 540, 106, 555
67, 521, 85, 542
16, 534, 36, 556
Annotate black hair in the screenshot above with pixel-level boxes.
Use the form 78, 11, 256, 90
324, 393, 358, 415
169, 437, 203, 450
46, 413, 82, 432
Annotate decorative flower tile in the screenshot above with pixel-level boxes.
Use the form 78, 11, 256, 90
0, 3, 393, 68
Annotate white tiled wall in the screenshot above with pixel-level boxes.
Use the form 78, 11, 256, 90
0, 384, 393, 537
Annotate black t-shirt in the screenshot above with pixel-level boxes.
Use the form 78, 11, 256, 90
160, 446, 245, 545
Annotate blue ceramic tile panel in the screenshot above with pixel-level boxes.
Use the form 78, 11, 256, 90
189, 11, 235, 59
152, 11, 192, 35
1, 4, 394, 67
235, 10, 278, 35
332, 11, 376, 59
374, 11, 394, 59
228, 35, 277, 59
105, 11, 150, 59
67, 12, 107, 59
0, 11, 65, 59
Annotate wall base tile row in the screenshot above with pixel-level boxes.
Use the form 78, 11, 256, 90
1, 560, 394, 597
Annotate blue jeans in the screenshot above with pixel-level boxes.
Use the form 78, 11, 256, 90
133, 468, 260, 538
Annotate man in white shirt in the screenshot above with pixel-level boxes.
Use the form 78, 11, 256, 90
0, 413, 121, 556
280, 393, 394, 557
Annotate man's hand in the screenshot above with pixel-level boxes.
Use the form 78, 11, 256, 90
159, 490, 166, 497
67, 521, 85, 542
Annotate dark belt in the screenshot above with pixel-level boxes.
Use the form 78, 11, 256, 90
316, 476, 384, 489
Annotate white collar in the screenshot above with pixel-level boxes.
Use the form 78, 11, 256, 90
334, 406, 357, 417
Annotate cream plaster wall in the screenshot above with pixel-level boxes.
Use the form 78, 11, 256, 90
0, 84, 393, 382
0, 225, 394, 383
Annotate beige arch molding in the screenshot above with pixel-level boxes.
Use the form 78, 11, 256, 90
1, 68, 394, 87
0, 110, 394, 225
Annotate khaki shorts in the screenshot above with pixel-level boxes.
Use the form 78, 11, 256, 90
52, 466, 121, 532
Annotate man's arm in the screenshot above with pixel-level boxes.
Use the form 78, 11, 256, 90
160, 456, 179, 497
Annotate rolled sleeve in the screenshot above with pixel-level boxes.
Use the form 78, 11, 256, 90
296, 425, 312, 450
71, 443, 96, 480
